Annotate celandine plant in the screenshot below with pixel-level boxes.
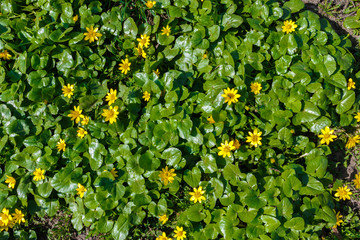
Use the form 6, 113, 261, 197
0, 0, 360, 239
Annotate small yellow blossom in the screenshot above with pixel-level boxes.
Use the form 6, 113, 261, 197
246, 129, 262, 147
334, 186, 352, 201
348, 78, 355, 90
62, 84, 74, 98
217, 140, 235, 158
5, 176, 16, 189
290, 129, 295, 134
57, 139, 66, 152
282, 20, 297, 34
221, 87, 241, 105
143, 91, 151, 102
81, 116, 89, 125
110, 168, 118, 178
101, 106, 119, 124
12, 209, 25, 224
76, 183, 87, 198
354, 112, 360, 122
159, 166, 176, 186
233, 139, 241, 150
202, 52, 208, 59
145, 0, 156, 8
118, 58, 131, 75
33, 168, 45, 181
270, 158, 276, 164
83, 26, 102, 43
245, 106, 250, 111
137, 34, 150, 48
250, 82, 262, 95
332, 211, 343, 229
106, 88, 118, 105
159, 214, 168, 224
353, 173, 360, 189
156, 232, 172, 240
346, 135, 360, 149
135, 45, 147, 58
73, 15, 78, 23
207, 116, 215, 124
154, 69, 160, 76
0, 50, 11, 60
0, 208, 12, 227
67, 106, 84, 124
189, 186, 206, 203
77, 128, 88, 139
318, 126, 337, 145
161, 25, 171, 36
174, 226, 187, 240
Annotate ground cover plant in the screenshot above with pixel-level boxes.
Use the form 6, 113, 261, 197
1, 0, 360, 239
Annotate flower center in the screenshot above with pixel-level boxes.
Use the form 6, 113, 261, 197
252, 135, 258, 142
108, 110, 115, 118
88, 30, 96, 38
177, 230, 184, 236
194, 191, 202, 199
122, 63, 129, 69
323, 133, 330, 139
227, 93, 235, 100
140, 38, 147, 45
223, 146, 231, 153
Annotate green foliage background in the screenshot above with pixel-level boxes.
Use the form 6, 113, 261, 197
0, 0, 359, 239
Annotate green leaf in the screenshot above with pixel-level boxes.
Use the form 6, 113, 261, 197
183, 167, 201, 188
336, 90, 355, 114
50, 163, 82, 193
299, 176, 325, 195
112, 215, 130, 240
4, 119, 30, 137
162, 147, 182, 167
283, 0, 304, 13
123, 17, 138, 39
187, 204, 206, 222
323, 55, 336, 76
261, 215, 281, 232
222, 13, 243, 31
139, 152, 160, 171
284, 217, 305, 231
89, 139, 106, 171
344, 16, 360, 29
98, 217, 114, 233
293, 101, 320, 125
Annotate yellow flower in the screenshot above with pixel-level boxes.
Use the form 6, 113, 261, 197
290, 129, 295, 134
135, 45, 147, 58
81, 116, 89, 125
118, 58, 131, 75
145, 0, 156, 8
143, 91, 151, 102
346, 135, 360, 149
159, 166, 176, 186
207, 116, 215, 124
221, 87, 241, 105
217, 140, 235, 158
33, 168, 45, 181
83, 26, 102, 43
348, 78, 355, 90
110, 168, 118, 178
77, 128, 88, 139
174, 226, 187, 240
67, 106, 84, 124
0, 208, 12, 227
282, 20, 297, 34
189, 186, 206, 203
233, 139, 240, 150
73, 15, 78, 23
0, 50, 11, 60
334, 186, 352, 201
106, 88, 118, 105
246, 129, 262, 147
62, 84, 74, 98
156, 232, 172, 240
202, 52, 207, 59
101, 106, 119, 124
250, 82, 262, 95
353, 173, 360, 189
270, 158, 276, 164
5, 176, 16, 189
154, 69, 160, 76
137, 34, 150, 48
57, 138, 66, 152
76, 183, 87, 198
12, 209, 25, 224
354, 112, 360, 122
159, 214, 168, 224
161, 25, 171, 36
332, 211, 343, 229
318, 126, 337, 145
